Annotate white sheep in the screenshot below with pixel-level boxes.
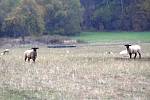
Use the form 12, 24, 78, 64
24, 48, 39, 62
124, 44, 141, 59
120, 50, 127, 55
119, 50, 128, 57
1, 49, 9, 55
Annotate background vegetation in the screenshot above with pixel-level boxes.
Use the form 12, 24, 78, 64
0, 0, 150, 38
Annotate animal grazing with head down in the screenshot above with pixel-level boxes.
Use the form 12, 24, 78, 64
24, 48, 39, 62
119, 49, 128, 57
1, 49, 9, 55
124, 44, 141, 59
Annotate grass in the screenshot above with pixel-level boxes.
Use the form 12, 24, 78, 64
73, 32, 150, 42
0, 43, 150, 99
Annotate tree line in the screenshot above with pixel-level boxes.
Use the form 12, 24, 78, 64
81, 0, 150, 32
0, 0, 150, 37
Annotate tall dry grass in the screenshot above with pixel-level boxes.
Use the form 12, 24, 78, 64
0, 43, 150, 100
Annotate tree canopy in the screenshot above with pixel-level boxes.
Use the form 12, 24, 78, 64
0, 0, 149, 37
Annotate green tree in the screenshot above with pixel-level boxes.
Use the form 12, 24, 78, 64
2, 0, 45, 37
0, 0, 21, 36
44, 0, 82, 35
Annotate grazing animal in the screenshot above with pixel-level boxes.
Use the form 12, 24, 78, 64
24, 48, 39, 62
120, 50, 127, 55
124, 44, 141, 59
0, 52, 4, 56
1, 49, 9, 55
119, 50, 128, 57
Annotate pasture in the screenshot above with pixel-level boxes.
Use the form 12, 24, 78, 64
0, 43, 150, 100
73, 32, 150, 42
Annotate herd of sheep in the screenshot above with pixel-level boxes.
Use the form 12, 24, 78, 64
0, 44, 142, 62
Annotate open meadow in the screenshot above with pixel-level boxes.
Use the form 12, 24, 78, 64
0, 42, 150, 100
0, 0, 150, 99
73, 32, 150, 43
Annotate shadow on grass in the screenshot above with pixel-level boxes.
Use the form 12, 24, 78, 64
114, 57, 150, 61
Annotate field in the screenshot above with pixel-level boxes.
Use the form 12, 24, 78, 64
73, 32, 150, 42
0, 42, 150, 100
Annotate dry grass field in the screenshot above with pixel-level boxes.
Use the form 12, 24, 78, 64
0, 43, 150, 100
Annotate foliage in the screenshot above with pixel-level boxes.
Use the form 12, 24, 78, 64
0, 0, 149, 37
0, 0, 82, 37
81, 0, 150, 31
44, 0, 82, 35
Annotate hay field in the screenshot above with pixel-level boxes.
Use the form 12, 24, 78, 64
0, 43, 150, 100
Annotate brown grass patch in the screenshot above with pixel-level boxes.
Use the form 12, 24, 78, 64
0, 43, 150, 99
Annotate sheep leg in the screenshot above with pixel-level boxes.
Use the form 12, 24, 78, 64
28, 58, 31, 62
134, 53, 137, 59
25, 56, 27, 62
33, 59, 35, 62
129, 53, 132, 59
32, 58, 36, 62
137, 51, 141, 59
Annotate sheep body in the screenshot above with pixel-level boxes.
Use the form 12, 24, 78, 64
24, 48, 38, 62
120, 50, 128, 57
24, 49, 36, 59
120, 50, 127, 55
124, 44, 141, 59
1, 49, 9, 55
1, 52, 4, 55
128, 45, 141, 53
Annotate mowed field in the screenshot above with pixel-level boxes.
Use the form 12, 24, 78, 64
73, 32, 150, 42
0, 42, 150, 100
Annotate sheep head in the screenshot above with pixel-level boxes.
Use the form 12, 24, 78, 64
31, 47, 39, 51
124, 44, 131, 49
